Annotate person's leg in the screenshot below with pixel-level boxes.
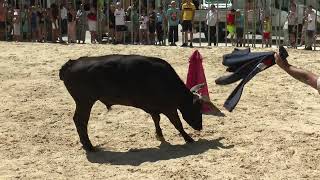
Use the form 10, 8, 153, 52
212, 26, 216, 46
168, 26, 173, 44
189, 22, 193, 47
174, 26, 178, 44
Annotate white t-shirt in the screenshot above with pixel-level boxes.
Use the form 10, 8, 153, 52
61, 7, 67, 20
206, 10, 218, 26
114, 9, 125, 26
140, 16, 148, 29
307, 11, 316, 31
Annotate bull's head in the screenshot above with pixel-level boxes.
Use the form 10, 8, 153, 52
191, 83, 224, 116
181, 83, 224, 131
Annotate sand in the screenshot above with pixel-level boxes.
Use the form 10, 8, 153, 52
0, 42, 319, 179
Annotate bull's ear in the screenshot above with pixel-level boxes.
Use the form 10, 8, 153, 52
192, 93, 201, 104
190, 83, 206, 93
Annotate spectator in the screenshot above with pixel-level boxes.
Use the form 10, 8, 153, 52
38, 8, 46, 42
114, 2, 126, 44
87, 7, 97, 43
30, 6, 38, 42
166, 0, 179, 46
226, 9, 236, 46
181, 0, 196, 47
235, 9, 244, 47
127, 3, 139, 44
155, 6, 164, 45
51, 3, 60, 43
305, 5, 316, 50
21, 5, 30, 41
148, 6, 156, 45
206, 4, 218, 46
13, 9, 20, 42
108, 4, 116, 43
67, 4, 76, 43
299, 7, 308, 46
287, 0, 297, 47
6, 7, 13, 41
0, 0, 7, 40
139, 10, 148, 45
262, 15, 271, 47
60, 4, 68, 35
76, 4, 86, 44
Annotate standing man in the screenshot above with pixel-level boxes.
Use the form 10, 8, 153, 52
206, 4, 218, 46
181, 0, 196, 47
274, 53, 319, 94
60, 4, 68, 36
305, 5, 316, 50
114, 2, 126, 44
0, 0, 7, 40
166, 1, 179, 46
287, 0, 297, 47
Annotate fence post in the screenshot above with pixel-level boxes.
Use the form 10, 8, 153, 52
225, 0, 227, 46
216, 0, 219, 46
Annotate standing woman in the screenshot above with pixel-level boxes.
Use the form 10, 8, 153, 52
76, 3, 86, 44
67, 4, 76, 43
30, 6, 39, 42
21, 5, 31, 41
38, 8, 46, 42
87, 7, 97, 43
50, 3, 60, 43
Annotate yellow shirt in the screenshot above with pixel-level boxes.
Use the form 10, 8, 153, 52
182, 3, 196, 21
263, 19, 271, 33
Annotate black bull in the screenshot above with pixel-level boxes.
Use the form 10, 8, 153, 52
59, 55, 223, 151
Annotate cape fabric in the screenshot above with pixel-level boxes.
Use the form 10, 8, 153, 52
215, 48, 276, 112
186, 50, 212, 113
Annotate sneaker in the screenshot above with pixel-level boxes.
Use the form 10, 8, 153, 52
189, 43, 193, 48
173, 43, 177, 46
305, 46, 312, 50
181, 43, 188, 47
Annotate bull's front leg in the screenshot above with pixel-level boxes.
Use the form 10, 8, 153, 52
150, 113, 165, 142
73, 101, 95, 151
164, 111, 194, 143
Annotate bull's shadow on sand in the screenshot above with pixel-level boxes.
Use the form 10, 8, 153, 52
86, 137, 234, 166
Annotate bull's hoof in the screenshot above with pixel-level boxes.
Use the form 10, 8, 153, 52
83, 144, 96, 152
184, 136, 195, 143
156, 134, 166, 142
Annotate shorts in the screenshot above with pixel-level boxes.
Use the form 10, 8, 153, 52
263, 32, 270, 40
149, 24, 155, 33
0, 21, 5, 29
227, 25, 235, 35
317, 77, 320, 93
288, 25, 296, 34
182, 20, 192, 32
52, 19, 59, 30
236, 28, 243, 38
116, 25, 126, 32
88, 20, 97, 31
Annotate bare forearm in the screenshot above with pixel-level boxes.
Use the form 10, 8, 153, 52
283, 64, 318, 89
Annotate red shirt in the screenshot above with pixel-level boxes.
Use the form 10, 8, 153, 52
227, 12, 235, 25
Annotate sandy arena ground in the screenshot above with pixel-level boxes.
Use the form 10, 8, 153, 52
0, 42, 319, 179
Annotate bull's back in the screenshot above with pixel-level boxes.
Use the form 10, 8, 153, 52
60, 55, 188, 107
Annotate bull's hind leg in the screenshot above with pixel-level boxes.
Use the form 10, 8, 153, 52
150, 113, 165, 141
164, 111, 194, 143
73, 100, 95, 151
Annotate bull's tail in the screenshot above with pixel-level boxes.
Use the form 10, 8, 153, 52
59, 60, 75, 81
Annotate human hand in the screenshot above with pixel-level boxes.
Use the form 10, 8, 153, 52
274, 52, 289, 70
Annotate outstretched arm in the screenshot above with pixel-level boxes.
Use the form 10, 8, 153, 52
274, 53, 319, 90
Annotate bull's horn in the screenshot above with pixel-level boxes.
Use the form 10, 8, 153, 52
200, 96, 225, 116
190, 83, 206, 93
